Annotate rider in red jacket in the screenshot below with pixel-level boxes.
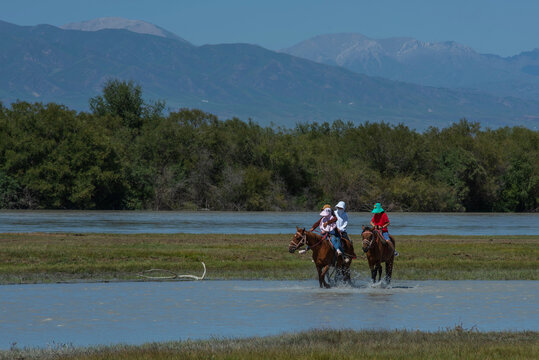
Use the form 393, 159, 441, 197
370, 203, 399, 257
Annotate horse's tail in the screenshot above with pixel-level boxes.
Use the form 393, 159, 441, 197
389, 234, 396, 248
342, 238, 356, 259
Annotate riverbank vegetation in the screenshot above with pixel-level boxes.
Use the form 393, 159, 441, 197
0, 233, 536, 284
2, 328, 537, 360
1, 80, 538, 211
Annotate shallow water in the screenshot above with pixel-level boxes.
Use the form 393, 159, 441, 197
0, 280, 537, 349
0, 210, 537, 235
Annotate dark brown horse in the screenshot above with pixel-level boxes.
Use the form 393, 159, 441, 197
361, 226, 395, 284
289, 227, 355, 288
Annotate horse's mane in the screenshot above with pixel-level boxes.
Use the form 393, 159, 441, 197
362, 225, 374, 233
305, 230, 323, 239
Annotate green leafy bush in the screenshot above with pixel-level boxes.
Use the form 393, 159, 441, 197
1, 82, 537, 211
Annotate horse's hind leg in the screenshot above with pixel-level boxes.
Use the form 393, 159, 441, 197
320, 265, 331, 288
377, 264, 382, 282
343, 265, 351, 284
385, 260, 394, 284
336, 266, 351, 285
335, 267, 342, 283
335, 258, 350, 285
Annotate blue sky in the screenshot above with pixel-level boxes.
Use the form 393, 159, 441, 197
2, 0, 538, 56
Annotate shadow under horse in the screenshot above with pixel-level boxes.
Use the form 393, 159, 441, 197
289, 227, 356, 288
361, 226, 395, 284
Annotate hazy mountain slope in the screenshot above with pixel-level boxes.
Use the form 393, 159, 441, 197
61, 17, 190, 44
1, 20, 539, 129
282, 33, 539, 100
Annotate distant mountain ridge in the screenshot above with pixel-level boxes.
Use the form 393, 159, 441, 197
282, 33, 539, 100
61, 17, 190, 44
1, 19, 539, 130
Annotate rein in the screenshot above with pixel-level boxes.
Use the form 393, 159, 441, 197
290, 230, 326, 250
308, 232, 328, 249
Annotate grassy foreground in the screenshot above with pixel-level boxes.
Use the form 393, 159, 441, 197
0, 233, 537, 284
2, 329, 538, 360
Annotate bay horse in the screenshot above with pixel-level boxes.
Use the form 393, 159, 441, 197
288, 227, 355, 288
361, 226, 395, 284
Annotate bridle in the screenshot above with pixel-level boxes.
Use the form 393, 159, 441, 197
289, 230, 307, 250
289, 230, 326, 251
362, 230, 376, 253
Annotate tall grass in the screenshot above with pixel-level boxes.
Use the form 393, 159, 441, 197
2, 329, 537, 360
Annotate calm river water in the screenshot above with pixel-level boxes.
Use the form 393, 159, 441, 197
0, 280, 537, 349
0, 210, 538, 235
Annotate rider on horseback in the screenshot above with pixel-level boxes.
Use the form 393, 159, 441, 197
311, 205, 344, 257
334, 201, 349, 241
299, 204, 331, 255
370, 203, 399, 257
299, 204, 351, 261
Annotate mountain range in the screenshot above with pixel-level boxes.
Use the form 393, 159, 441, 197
282, 33, 539, 101
1, 18, 538, 130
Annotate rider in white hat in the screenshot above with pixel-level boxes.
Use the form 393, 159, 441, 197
299, 204, 344, 257
334, 201, 349, 241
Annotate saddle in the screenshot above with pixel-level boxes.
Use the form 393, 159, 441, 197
374, 229, 395, 247
321, 232, 356, 260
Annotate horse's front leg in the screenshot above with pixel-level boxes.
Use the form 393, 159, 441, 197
316, 265, 324, 288
369, 263, 377, 283
377, 263, 382, 282
320, 265, 331, 288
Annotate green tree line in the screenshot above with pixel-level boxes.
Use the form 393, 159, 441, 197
0, 80, 537, 211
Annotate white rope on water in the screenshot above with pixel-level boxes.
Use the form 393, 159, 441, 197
138, 262, 206, 280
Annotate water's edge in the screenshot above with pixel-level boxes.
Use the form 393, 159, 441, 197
1, 211, 538, 235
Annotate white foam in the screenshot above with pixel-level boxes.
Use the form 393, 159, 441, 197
233, 281, 419, 295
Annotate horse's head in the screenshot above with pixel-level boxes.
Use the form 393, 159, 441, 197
289, 227, 307, 253
361, 225, 375, 253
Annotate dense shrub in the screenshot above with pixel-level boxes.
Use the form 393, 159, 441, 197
0, 82, 537, 211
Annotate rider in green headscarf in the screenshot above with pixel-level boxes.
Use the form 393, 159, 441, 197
370, 203, 399, 257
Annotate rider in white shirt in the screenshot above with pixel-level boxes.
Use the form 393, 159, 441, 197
335, 201, 349, 241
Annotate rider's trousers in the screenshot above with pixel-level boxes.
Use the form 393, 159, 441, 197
329, 230, 343, 252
